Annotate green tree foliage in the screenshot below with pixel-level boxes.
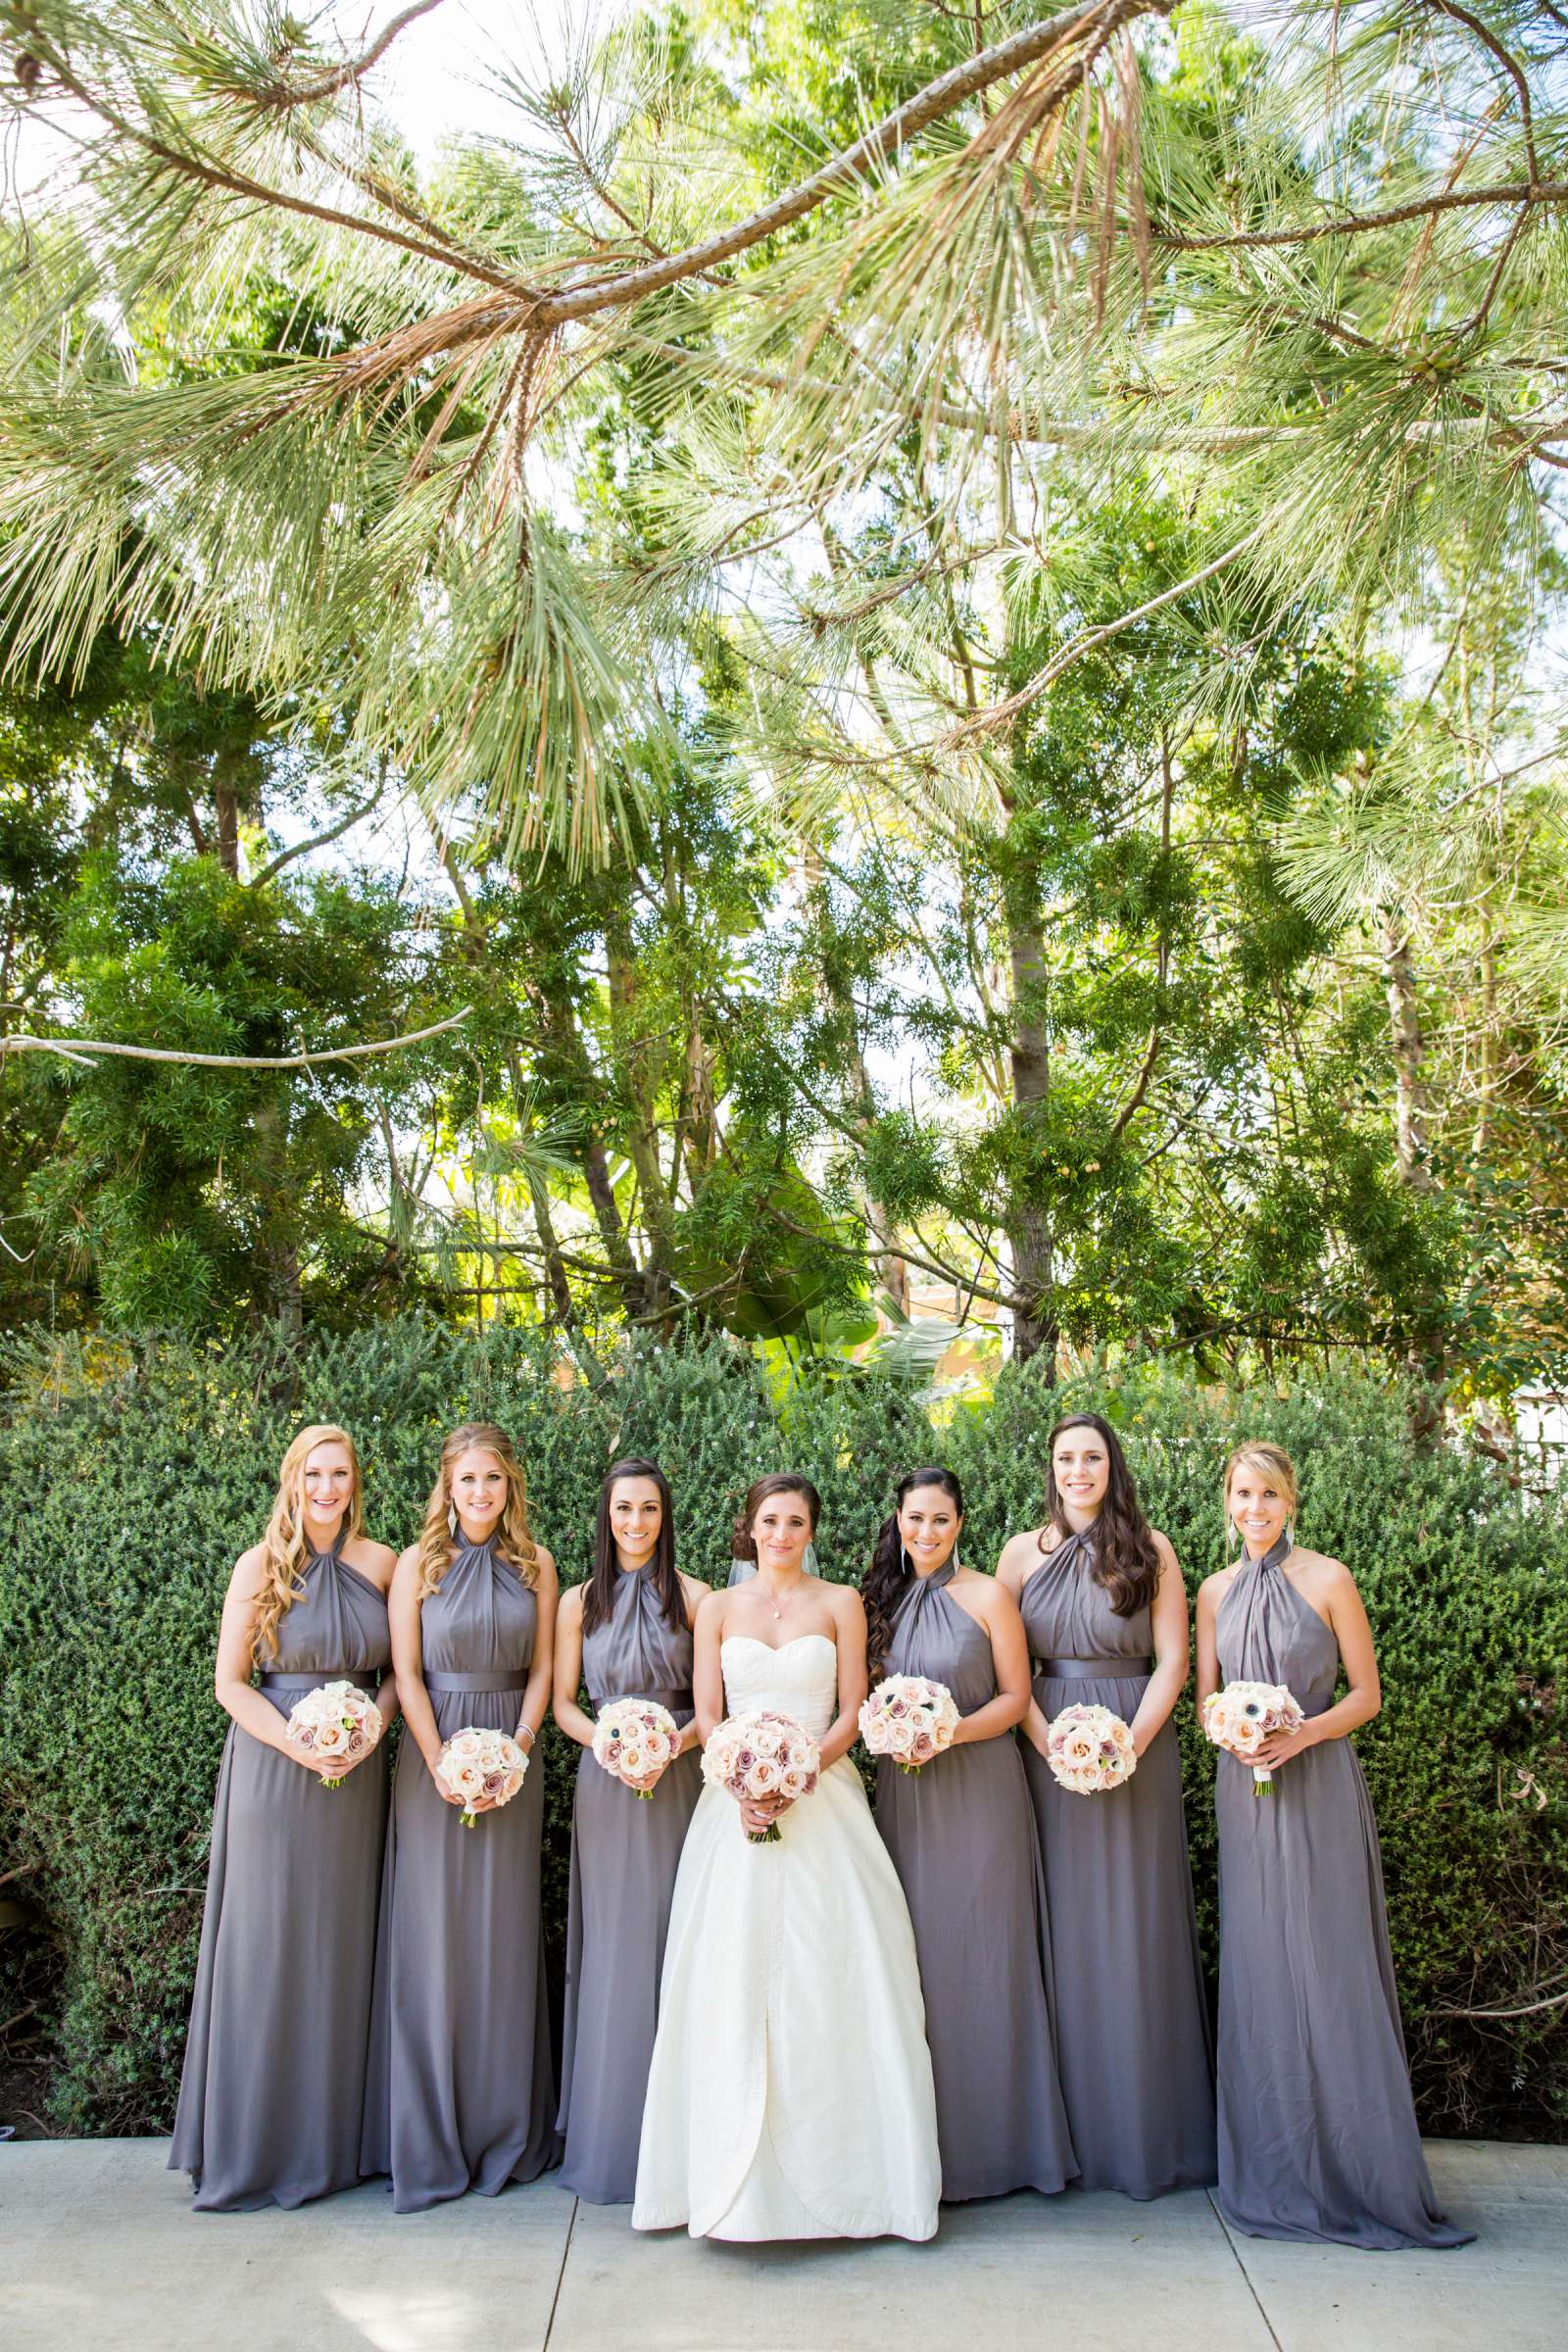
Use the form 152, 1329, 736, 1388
0, 1325, 1561, 2138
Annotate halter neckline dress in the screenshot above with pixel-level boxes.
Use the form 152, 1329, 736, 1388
875, 1562, 1077, 2200
170, 1530, 390, 2211
557, 1564, 702, 2203
1213, 1534, 1473, 2247
1017, 1525, 1216, 2196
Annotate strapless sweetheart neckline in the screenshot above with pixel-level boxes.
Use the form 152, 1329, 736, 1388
720, 1632, 836, 1659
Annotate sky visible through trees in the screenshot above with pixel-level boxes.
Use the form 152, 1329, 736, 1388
2, 2, 1568, 1412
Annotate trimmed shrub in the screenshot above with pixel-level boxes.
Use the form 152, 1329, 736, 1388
0, 1326, 1562, 2139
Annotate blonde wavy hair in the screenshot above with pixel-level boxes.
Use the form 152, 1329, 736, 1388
416, 1422, 539, 1596
1222, 1442, 1298, 1549
253, 1423, 365, 1664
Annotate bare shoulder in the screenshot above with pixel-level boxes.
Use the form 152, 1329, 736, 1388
956, 1565, 1011, 1619
1197, 1564, 1235, 1606
226, 1543, 268, 1601
995, 1528, 1044, 1582
695, 1585, 730, 1627
392, 1542, 422, 1584
678, 1571, 710, 1618
343, 1536, 397, 1590
827, 1580, 867, 1627
531, 1543, 558, 1585
557, 1581, 583, 1625
1295, 1546, 1357, 1594
1149, 1527, 1181, 1570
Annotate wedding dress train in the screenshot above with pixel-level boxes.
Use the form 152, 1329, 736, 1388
632, 1633, 940, 2241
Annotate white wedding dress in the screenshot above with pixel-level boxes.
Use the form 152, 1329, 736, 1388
632, 1634, 941, 2241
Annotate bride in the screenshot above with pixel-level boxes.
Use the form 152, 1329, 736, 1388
633, 1473, 941, 2242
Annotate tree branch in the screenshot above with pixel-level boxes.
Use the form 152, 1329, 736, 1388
256, 1, 453, 110
1154, 177, 1568, 253
249, 789, 385, 887
0, 1009, 471, 1071
947, 515, 1273, 742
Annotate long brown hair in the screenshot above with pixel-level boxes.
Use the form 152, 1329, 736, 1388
253, 1423, 365, 1664
862, 1466, 964, 1677
1043, 1412, 1160, 1618
731, 1472, 822, 1562
584, 1457, 683, 1636
416, 1423, 539, 1596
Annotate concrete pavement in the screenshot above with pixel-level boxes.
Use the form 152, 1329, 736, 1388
2, 2138, 1562, 2351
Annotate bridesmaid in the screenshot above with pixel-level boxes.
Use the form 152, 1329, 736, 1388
362, 1422, 559, 2212
867, 1468, 1077, 2203
1197, 1443, 1473, 2248
554, 1458, 708, 2203
170, 1423, 397, 2211
998, 1411, 1215, 2197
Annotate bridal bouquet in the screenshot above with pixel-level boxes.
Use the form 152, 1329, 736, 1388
1202, 1681, 1305, 1794
1044, 1701, 1138, 1796
592, 1697, 679, 1797
284, 1679, 384, 1788
703, 1709, 820, 1844
436, 1726, 529, 1827
858, 1674, 959, 1773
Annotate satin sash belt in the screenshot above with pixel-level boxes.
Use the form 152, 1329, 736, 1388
422, 1670, 528, 1694
259, 1670, 378, 1693
1033, 1655, 1153, 1680
588, 1686, 694, 1715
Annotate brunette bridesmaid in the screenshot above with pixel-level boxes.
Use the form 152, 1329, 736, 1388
998, 1412, 1215, 2197
362, 1423, 559, 2211
1197, 1443, 1473, 2248
553, 1459, 708, 2203
867, 1468, 1077, 2203
170, 1424, 397, 2210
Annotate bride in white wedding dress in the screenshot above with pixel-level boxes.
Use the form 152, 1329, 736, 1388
633, 1474, 940, 2243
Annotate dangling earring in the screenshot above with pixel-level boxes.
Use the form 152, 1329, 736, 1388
447, 1501, 459, 1537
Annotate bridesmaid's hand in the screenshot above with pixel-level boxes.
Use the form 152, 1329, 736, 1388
623, 1761, 666, 1794
1253, 1721, 1318, 1769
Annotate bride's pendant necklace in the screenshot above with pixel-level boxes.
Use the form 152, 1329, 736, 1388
759, 1572, 787, 1622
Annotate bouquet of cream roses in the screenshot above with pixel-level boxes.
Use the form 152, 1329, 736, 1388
858, 1674, 960, 1772
284, 1680, 384, 1788
435, 1726, 529, 1827
1202, 1680, 1305, 1794
1044, 1701, 1138, 1795
702, 1709, 820, 1844
592, 1697, 679, 1796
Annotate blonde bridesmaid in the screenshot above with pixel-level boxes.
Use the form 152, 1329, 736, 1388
1198, 1442, 1472, 2248
362, 1423, 558, 2211
171, 1425, 396, 2210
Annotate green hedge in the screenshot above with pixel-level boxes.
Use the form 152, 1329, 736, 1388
1, 1324, 1564, 2140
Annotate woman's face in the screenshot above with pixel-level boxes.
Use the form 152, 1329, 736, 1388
300, 1441, 354, 1527
609, 1475, 663, 1564
898, 1485, 962, 1574
1229, 1467, 1291, 1555
451, 1446, 508, 1533
751, 1491, 814, 1573
1052, 1428, 1110, 1518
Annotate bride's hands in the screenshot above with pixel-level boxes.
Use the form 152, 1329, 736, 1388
739, 1793, 791, 1836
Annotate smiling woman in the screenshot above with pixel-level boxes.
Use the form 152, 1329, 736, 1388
169, 1424, 398, 2211
1197, 1443, 1474, 2250
362, 1423, 560, 2212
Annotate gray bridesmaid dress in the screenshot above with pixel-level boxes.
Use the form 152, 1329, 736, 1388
1214, 1535, 1473, 2247
557, 1568, 702, 2203
170, 1533, 390, 2211
874, 1565, 1077, 2201
361, 1535, 557, 2212
1018, 1530, 1216, 2196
